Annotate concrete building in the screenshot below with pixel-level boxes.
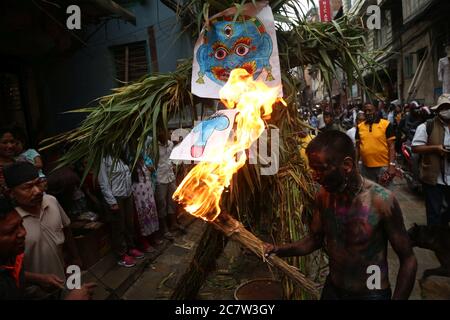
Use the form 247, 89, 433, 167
397, 0, 449, 105
0, 0, 192, 144
347, 0, 450, 105
342, 0, 354, 13
302, 0, 344, 108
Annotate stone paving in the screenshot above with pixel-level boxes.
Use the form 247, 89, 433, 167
122, 218, 207, 300
388, 179, 446, 300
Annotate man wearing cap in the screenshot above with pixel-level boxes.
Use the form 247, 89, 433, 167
0, 197, 96, 299
412, 94, 450, 226
3, 162, 82, 298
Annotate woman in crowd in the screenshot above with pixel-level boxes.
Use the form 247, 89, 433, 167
131, 156, 160, 253
0, 127, 16, 197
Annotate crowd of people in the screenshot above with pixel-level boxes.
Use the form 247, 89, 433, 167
301, 95, 449, 227
0, 125, 187, 300
1, 93, 449, 300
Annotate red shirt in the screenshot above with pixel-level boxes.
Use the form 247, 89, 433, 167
0, 253, 24, 288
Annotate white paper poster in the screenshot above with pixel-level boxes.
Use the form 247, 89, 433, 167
170, 109, 239, 162
191, 1, 282, 99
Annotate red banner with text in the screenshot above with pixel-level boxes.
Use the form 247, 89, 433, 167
319, 0, 332, 22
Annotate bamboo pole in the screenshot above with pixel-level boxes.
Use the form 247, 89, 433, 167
211, 212, 321, 299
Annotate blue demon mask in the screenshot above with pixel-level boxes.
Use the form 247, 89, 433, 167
196, 15, 274, 86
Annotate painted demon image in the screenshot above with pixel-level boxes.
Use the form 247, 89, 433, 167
196, 15, 274, 85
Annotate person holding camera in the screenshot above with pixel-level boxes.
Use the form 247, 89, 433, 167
412, 94, 450, 226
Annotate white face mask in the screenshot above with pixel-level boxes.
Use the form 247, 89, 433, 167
439, 109, 450, 120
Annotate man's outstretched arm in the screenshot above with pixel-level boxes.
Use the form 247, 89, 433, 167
385, 197, 417, 300
264, 207, 323, 257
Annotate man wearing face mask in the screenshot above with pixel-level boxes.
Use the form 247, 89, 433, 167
355, 102, 397, 185
263, 131, 417, 300
412, 94, 450, 226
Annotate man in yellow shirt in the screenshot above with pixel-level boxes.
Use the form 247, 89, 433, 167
298, 130, 316, 167
356, 102, 397, 184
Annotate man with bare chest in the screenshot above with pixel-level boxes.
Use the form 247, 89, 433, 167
264, 131, 417, 300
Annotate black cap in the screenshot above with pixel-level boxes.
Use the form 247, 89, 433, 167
3, 161, 39, 189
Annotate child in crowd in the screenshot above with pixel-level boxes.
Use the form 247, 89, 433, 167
14, 129, 45, 179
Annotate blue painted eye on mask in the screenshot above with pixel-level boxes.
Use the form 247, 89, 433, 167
196, 16, 273, 85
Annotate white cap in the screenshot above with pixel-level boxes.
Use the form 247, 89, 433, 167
431, 94, 450, 110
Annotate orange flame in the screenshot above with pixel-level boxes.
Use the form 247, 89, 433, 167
173, 68, 284, 221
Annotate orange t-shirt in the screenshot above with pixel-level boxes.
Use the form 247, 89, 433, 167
356, 119, 395, 168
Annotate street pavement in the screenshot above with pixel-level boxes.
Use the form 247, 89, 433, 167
92, 177, 445, 300
388, 178, 446, 299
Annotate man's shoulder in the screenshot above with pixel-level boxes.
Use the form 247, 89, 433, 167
379, 118, 391, 127
357, 121, 368, 130
42, 194, 70, 225
367, 181, 393, 198
416, 122, 427, 132
42, 194, 62, 211
365, 180, 396, 215
411, 122, 428, 144
43, 194, 58, 203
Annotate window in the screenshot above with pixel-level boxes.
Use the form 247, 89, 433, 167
404, 55, 414, 79
381, 10, 392, 45
110, 41, 149, 84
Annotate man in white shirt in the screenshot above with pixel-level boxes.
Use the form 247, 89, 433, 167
438, 46, 450, 94
412, 94, 450, 226
346, 111, 365, 145
317, 110, 326, 130
98, 155, 144, 267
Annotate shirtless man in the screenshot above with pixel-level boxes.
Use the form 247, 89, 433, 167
264, 131, 417, 300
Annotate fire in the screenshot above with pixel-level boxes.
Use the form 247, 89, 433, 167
173, 68, 284, 221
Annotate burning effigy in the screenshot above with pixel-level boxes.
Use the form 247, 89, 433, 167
171, 67, 319, 297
